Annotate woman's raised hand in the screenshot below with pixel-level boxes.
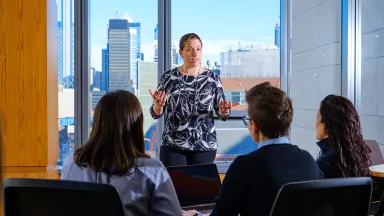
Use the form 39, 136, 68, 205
149, 89, 167, 108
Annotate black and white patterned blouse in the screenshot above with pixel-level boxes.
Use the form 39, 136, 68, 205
150, 67, 226, 151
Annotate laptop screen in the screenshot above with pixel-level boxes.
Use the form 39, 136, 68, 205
166, 164, 222, 207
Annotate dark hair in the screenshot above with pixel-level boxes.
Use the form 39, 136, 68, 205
319, 95, 371, 177
179, 33, 203, 50
246, 82, 293, 138
74, 90, 149, 175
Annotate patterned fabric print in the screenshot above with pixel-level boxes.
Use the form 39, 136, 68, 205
150, 67, 226, 151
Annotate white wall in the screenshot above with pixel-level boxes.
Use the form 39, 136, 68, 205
290, 0, 341, 157
360, 0, 384, 153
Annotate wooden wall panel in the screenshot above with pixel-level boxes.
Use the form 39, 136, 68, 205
0, 0, 58, 215
3, 166, 59, 179
0, 0, 58, 173
46, 0, 59, 169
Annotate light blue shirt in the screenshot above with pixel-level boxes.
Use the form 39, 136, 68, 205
61, 153, 183, 216
258, 136, 291, 149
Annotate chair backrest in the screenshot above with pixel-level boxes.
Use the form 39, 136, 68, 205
365, 140, 384, 166
269, 177, 373, 216
3, 178, 125, 216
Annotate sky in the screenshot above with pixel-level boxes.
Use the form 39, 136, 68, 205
57, 0, 280, 71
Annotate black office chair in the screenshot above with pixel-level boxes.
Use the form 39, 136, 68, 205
3, 178, 125, 216
269, 177, 373, 216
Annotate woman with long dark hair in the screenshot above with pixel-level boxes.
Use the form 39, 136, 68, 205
315, 94, 371, 178
61, 90, 191, 216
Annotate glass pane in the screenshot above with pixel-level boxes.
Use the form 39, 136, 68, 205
171, 0, 281, 161
231, 92, 241, 103
290, 0, 341, 157
57, 0, 75, 167
360, 0, 384, 155
89, 0, 157, 156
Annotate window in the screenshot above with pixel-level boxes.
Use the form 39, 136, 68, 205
57, 0, 75, 167
89, 0, 157, 156
359, 0, 384, 153
289, 0, 341, 157
224, 91, 245, 104
231, 92, 241, 103
171, 0, 281, 165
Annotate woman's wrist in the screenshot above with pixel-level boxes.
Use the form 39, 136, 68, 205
152, 104, 164, 116
153, 104, 164, 110
219, 110, 230, 116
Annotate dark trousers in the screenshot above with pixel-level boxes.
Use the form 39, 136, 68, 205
160, 145, 217, 167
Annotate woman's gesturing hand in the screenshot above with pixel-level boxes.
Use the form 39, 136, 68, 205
219, 100, 240, 116
149, 89, 167, 109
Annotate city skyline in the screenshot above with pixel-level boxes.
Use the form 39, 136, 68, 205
56, 0, 280, 71
56, 0, 282, 164
88, 0, 280, 71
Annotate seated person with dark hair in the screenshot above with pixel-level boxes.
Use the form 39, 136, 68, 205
209, 82, 323, 216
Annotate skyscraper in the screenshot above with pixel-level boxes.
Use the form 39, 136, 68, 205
101, 47, 109, 92
130, 28, 138, 91
153, 40, 178, 65
171, 42, 177, 65
61, 0, 74, 78
274, 23, 280, 48
120, 12, 140, 92
58, 22, 63, 85
93, 70, 102, 90
108, 19, 131, 91
153, 41, 158, 63
130, 22, 141, 59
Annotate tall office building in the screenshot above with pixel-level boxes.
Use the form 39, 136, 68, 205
61, 0, 74, 78
130, 22, 141, 59
153, 41, 158, 63
153, 24, 159, 62
130, 28, 138, 91
101, 47, 109, 92
274, 23, 280, 48
57, 0, 74, 89
118, 13, 141, 92
171, 42, 177, 65
138, 61, 177, 132
153, 40, 178, 65
58, 22, 63, 84
108, 19, 131, 91
93, 70, 102, 90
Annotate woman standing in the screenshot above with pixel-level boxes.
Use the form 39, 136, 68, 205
149, 33, 238, 167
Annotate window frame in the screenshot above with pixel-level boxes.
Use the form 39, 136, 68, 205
72, 0, 298, 174
74, 0, 90, 149
340, 0, 362, 109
